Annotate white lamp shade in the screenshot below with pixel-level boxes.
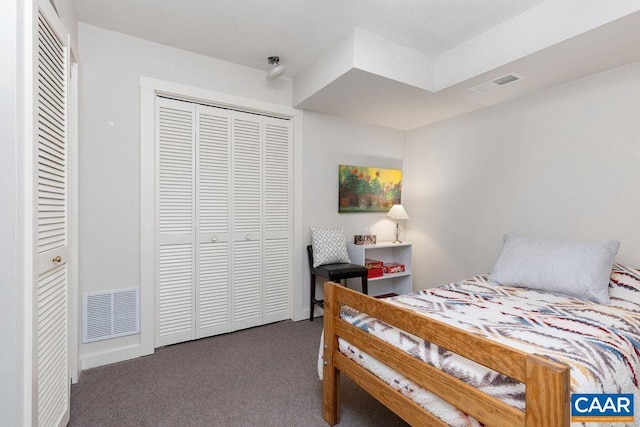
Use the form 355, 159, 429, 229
387, 204, 409, 220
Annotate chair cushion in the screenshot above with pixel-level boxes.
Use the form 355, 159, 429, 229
314, 263, 368, 281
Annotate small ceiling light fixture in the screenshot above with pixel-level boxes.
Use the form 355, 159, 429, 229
267, 56, 285, 80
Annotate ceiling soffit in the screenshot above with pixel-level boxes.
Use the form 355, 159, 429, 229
293, 2, 640, 129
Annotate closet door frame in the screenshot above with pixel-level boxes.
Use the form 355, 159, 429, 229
140, 77, 303, 356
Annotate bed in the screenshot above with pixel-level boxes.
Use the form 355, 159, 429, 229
320, 261, 640, 427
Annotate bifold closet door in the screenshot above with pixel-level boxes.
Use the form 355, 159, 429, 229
156, 100, 233, 345
156, 98, 196, 347
195, 105, 232, 338
229, 112, 292, 329
262, 117, 292, 324
230, 112, 263, 330
155, 98, 292, 347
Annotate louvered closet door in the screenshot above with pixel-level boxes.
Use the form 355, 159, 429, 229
156, 98, 196, 347
231, 112, 263, 331
263, 117, 292, 323
35, 2, 71, 426
153, 100, 292, 346
195, 105, 231, 338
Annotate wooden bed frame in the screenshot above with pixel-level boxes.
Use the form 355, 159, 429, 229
322, 282, 571, 427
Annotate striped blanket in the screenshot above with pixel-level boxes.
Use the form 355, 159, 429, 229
322, 264, 640, 427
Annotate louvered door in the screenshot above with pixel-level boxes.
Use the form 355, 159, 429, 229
156, 98, 196, 347
263, 118, 292, 323
154, 99, 292, 348
195, 105, 231, 337
231, 112, 263, 330
35, 2, 70, 425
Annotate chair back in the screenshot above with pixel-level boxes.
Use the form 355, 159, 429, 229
306, 245, 314, 270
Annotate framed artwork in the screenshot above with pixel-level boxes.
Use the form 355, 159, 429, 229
339, 165, 402, 213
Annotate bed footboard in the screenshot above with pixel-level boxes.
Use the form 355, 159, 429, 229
322, 282, 570, 427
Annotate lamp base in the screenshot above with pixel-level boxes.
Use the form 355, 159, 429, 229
391, 222, 402, 244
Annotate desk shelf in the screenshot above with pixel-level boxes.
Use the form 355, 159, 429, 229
346, 242, 412, 296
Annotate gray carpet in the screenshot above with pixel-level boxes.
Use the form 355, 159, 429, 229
70, 319, 408, 426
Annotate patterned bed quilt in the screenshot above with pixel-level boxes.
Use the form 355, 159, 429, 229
321, 264, 640, 427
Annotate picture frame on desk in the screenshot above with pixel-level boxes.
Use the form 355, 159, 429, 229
354, 234, 376, 245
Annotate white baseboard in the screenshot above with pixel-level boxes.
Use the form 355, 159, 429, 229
300, 306, 324, 321
80, 344, 147, 371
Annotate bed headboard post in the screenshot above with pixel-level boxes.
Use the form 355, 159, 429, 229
525, 354, 570, 427
322, 282, 341, 426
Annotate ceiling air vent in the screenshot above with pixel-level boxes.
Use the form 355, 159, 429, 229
469, 73, 524, 94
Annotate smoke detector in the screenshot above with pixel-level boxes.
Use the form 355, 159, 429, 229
267, 56, 285, 80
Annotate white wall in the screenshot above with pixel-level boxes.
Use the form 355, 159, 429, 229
301, 111, 406, 315
405, 60, 640, 289
1, 1, 21, 424
77, 24, 293, 364
50, 0, 77, 54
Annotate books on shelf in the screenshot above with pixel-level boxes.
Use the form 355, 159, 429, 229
364, 258, 383, 269
364, 258, 384, 278
367, 267, 384, 278
364, 259, 405, 277
383, 263, 405, 274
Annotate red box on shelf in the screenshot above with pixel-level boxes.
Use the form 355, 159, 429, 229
383, 263, 405, 274
367, 267, 384, 278
364, 258, 384, 269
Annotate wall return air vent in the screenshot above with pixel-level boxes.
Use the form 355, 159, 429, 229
83, 287, 140, 343
469, 73, 525, 94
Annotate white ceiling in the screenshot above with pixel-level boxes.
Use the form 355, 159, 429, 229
69, 0, 640, 130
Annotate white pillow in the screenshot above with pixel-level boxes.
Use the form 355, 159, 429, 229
489, 233, 620, 304
310, 227, 350, 268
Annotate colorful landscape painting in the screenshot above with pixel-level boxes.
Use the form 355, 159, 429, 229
339, 165, 402, 213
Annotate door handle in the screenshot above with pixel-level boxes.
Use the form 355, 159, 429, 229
52, 255, 62, 263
